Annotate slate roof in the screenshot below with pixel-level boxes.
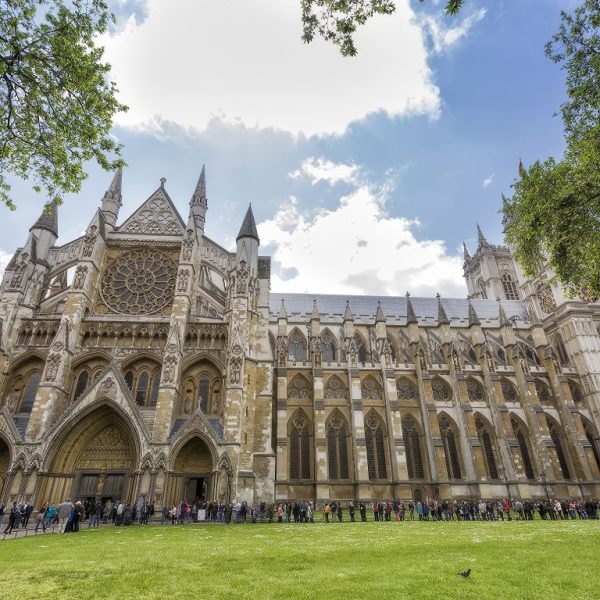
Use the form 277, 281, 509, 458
31, 201, 58, 236
269, 293, 529, 325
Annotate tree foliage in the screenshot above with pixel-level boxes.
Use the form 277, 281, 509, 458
0, 0, 127, 210
301, 0, 465, 57
504, 0, 600, 300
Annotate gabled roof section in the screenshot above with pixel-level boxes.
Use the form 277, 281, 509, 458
118, 183, 185, 236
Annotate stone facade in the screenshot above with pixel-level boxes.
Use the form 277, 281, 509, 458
0, 170, 599, 508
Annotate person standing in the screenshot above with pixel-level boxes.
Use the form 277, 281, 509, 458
337, 502, 343, 523
349, 501, 355, 522
57, 499, 74, 534
359, 501, 367, 522
3, 502, 18, 534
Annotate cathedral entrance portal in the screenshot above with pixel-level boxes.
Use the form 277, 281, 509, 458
39, 407, 137, 506
168, 437, 214, 506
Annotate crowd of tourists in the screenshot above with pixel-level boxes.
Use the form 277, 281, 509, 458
1, 497, 599, 534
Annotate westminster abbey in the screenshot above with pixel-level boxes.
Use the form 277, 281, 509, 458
0, 169, 599, 508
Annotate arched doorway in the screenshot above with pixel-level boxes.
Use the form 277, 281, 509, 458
0, 437, 11, 500
40, 406, 137, 505
168, 436, 214, 506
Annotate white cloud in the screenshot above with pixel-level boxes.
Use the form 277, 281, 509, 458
289, 157, 359, 185
0, 248, 11, 279
258, 170, 466, 297
482, 173, 494, 188
101, 0, 440, 137
419, 8, 486, 54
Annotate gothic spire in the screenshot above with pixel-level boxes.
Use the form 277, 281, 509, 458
468, 300, 480, 326
477, 223, 489, 247
463, 241, 471, 260
191, 164, 207, 208
436, 294, 449, 325
498, 300, 512, 328
278, 298, 287, 319
343, 300, 353, 322
375, 301, 386, 323
101, 168, 123, 228
406, 292, 418, 324
311, 299, 320, 320
236, 204, 260, 243
31, 199, 58, 237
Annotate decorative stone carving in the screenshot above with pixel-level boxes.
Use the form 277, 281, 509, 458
311, 337, 322, 368
361, 377, 382, 400
82, 225, 98, 257
466, 379, 484, 401
9, 253, 28, 289
163, 355, 178, 384
236, 260, 249, 295
288, 376, 311, 399
73, 265, 88, 290
177, 268, 191, 293
431, 378, 451, 401
100, 249, 177, 315
45, 353, 61, 381
277, 336, 288, 367
346, 338, 357, 367
324, 376, 346, 399
122, 196, 183, 235
181, 229, 195, 261
396, 379, 417, 400
229, 356, 242, 384
537, 284, 557, 314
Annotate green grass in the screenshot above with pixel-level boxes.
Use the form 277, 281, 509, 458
1, 520, 599, 599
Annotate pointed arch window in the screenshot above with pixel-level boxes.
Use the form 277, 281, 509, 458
396, 378, 417, 400
583, 419, 600, 473
502, 273, 519, 300
287, 329, 307, 363
289, 414, 310, 480
327, 414, 349, 480
501, 378, 519, 403
361, 376, 382, 400
321, 331, 337, 363
466, 379, 485, 402
19, 371, 41, 413
431, 378, 451, 401
402, 416, 424, 479
439, 416, 462, 479
135, 370, 150, 405
72, 370, 89, 402
324, 376, 346, 399
535, 380, 555, 407
365, 414, 387, 480
475, 417, 498, 479
198, 377, 210, 413
511, 416, 535, 480
568, 380, 583, 404
555, 335, 569, 365
124, 370, 134, 391
354, 334, 369, 364
149, 372, 160, 407
546, 417, 571, 479
288, 375, 312, 400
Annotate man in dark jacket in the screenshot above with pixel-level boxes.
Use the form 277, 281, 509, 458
3, 503, 18, 534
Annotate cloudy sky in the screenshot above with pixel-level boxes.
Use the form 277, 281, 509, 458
1, 0, 575, 297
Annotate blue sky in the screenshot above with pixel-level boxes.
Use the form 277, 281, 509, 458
0, 0, 577, 297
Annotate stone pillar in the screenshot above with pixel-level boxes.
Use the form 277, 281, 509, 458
349, 368, 370, 498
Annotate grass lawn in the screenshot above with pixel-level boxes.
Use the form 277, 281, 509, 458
1, 519, 598, 599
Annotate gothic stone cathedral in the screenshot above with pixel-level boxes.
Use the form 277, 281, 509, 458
0, 169, 599, 508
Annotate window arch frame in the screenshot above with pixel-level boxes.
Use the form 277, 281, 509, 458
364, 411, 388, 481
402, 415, 425, 480
500, 378, 519, 403
431, 377, 452, 402
546, 415, 571, 480
288, 410, 312, 481
438, 414, 462, 480
466, 377, 486, 403
320, 329, 337, 364
502, 272, 519, 300
326, 410, 350, 480
510, 414, 535, 480
475, 414, 499, 480
287, 328, 307, 363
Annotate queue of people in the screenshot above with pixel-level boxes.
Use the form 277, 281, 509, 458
2, 496, 599, 535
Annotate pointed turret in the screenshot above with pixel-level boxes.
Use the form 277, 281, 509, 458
463, 241, 471, 261
237, 204, 260, 243
436, 294, 450, 325
31, 200, 58, 237
406, 292, 418, 325
28, 199, 59, 260
189, 165, 208, 231
468, 301, 480, 327
476, 223, 489, 248
343, 300, 353, 323
278, 298, 287, 319
311, 299, 319, 320
101, 168, 122, 229
236, 204, 259, 273
375, 301, 386, 323
498, 300, 512, 328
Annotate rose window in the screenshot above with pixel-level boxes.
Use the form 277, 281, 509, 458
100, 249, 177, 314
